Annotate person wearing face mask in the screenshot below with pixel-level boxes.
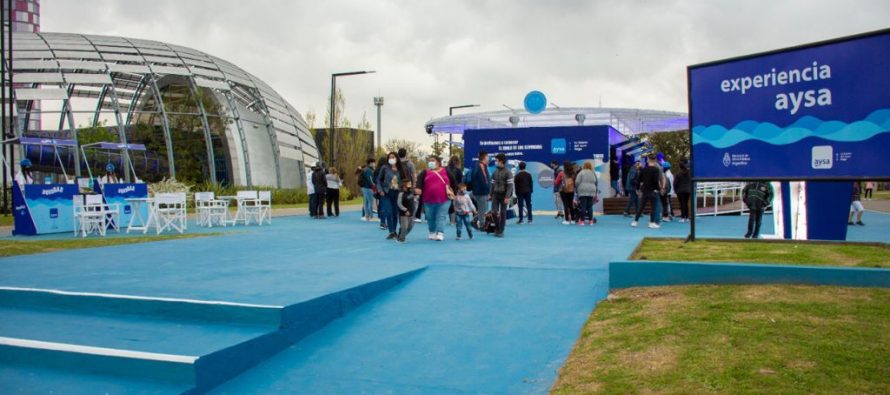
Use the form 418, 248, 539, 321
376, 152, 405, 240
414, 155, 456, 241
489, 153, 514, 238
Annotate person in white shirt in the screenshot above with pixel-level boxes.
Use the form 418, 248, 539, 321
306, 166, 317, 218
98, 163, 121, 185
325, 167, 343, 217
15, 159, 34, 187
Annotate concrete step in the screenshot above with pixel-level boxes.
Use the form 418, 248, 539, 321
0, 267, 425, 393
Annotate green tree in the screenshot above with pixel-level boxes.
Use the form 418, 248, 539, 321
641, 130, 690, 165
430, 140, 448, 158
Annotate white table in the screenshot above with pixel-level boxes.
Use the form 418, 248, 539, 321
217, 195, 252, 225
125, 197, 156, 233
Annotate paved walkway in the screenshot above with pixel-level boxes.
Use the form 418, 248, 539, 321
0, 210, 887, 393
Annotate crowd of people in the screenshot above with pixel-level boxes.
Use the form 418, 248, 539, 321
312, 147, 884, 243
342, 147, 704, 243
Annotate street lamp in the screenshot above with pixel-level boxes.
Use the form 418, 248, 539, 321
448, 104, 479, 157
330, 70, 375, 166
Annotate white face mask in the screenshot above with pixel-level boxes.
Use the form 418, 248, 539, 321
388, 158, 397, 165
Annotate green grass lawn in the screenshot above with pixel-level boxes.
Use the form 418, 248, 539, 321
631, 238, 890, 268
0, 233, 218, 257
552, 285, 890, 394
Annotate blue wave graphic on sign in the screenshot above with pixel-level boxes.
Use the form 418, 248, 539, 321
693, 109, 890, 149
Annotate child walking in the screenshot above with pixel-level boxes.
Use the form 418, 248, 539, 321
397, 179, 418, 243
453, 183, 477, 240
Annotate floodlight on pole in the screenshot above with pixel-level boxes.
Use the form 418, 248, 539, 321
373, 96, 384, 151
329, 70, 375, 166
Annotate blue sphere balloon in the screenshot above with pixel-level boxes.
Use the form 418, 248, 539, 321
523, 91, 547, 114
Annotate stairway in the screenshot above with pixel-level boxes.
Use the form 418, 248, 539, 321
0, 268, 423, 394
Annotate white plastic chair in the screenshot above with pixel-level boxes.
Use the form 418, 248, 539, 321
257, 190, 271, 225
73, 194, 114, 237
195, 191, 228, 227
154, 192, 187, 234
237, 190, 259, 225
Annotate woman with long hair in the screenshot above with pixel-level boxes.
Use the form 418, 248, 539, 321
556, 160, 576, 224
446, 155, 463, 225
574, 161, 598, 225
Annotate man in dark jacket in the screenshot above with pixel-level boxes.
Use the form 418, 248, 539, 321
610, 157, 621, 197
632, 155, 664, 229
672, 159, 692, 223
550, 160, 564, 218
743, 181, 773, 238
489, 153, 514, 237
514, 161, 534, 224
470, 151, 491, 225
311, 162, 328, 218
623, 160, 641, 217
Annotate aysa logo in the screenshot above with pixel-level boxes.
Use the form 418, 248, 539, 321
41, 186, 64, 196
117, 185, 135, 194
811, 145, 833, 169
722, 152, 731, 167
551, 138, 567, 154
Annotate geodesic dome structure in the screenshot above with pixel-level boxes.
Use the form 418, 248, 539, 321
10, 32, 317, 187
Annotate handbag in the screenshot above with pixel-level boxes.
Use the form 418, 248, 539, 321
432, 169, 455, 200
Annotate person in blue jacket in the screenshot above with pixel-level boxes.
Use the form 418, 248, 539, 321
469, 151, 491, 225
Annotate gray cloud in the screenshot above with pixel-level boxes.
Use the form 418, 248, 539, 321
43, 0, 890, 145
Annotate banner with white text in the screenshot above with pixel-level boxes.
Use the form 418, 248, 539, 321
689, 29, 890, 180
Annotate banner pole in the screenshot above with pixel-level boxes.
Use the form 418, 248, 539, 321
686, 66, 696, 243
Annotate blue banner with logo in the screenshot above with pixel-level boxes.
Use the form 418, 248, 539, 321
689, 29, 890, 179
96, 183, 148, 228
13, 183, 78, 235
463, 125, 613, 212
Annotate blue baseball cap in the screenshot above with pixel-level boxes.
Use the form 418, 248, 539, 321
106, 163, 116, 172
20, 159, 32, 168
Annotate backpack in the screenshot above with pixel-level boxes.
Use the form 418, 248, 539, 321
482, 211, 499, 234
562, 176, 575, 193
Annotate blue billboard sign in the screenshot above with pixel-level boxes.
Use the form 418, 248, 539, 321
463, 125, 616, 212
689, 29, 890, 180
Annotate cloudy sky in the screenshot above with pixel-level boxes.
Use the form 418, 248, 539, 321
44, 0, 890, 145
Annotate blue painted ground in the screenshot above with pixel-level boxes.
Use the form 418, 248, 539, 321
0, 210, 887, 394
0, 306, 271, 355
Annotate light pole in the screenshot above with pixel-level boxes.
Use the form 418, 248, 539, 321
330, 70, 375, 166
374, 96, 383, 152
448, 104, 479, 157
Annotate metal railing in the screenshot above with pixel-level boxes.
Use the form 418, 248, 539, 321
696, 182, 746, 216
